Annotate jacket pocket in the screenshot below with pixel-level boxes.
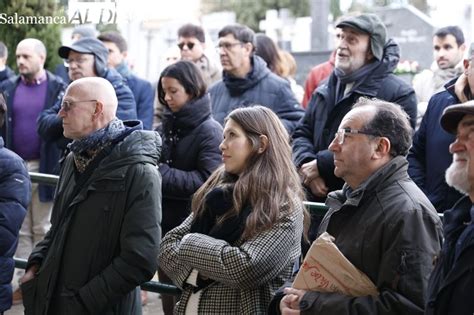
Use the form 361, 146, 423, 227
21, 276, 38, 315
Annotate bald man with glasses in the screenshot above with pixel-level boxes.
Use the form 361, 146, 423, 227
20, 77, 161, 315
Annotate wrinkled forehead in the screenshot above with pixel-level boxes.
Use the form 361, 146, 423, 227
338, 26, 370, 38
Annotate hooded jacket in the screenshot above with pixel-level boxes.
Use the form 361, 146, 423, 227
22, 122, 162, 315
209, 55, 304, 133
292, 39, 417, 197
0, 137, 30, 312
408, 78, 464, 212
156, 94, 223, 234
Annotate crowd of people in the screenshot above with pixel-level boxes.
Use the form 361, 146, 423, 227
0, 12, 473, 315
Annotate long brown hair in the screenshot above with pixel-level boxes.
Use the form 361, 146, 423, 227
192, 105, 305, 240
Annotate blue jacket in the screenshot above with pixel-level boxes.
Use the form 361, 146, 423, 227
408, 78, 463, 212
426, 196, 474, 315
209, 55, 304, 133
126, 74, 154, 130
0, 137, 30, 312
0, 66, 15, 85
292, 39, 417, 199
0, 71, 66, 202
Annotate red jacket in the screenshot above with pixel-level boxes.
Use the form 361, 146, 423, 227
302, 51, 336, 108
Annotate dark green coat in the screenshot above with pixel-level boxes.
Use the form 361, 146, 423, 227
23, 125, 162, 315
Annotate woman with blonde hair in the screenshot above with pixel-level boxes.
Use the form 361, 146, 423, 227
159, 105, 305, 314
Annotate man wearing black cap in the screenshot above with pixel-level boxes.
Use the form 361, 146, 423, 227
293, 13, 417, 204
54, 25, 97, 84
425, 100, 474, 315
37, 37, 137, 156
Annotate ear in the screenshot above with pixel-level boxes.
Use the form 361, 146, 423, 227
92, 100, 104, 118
257, 135, 269, 154
464, 59, 470, 72
372, 137, 391, 159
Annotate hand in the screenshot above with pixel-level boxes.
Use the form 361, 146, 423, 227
307, 176, 328, 197
20, 264, 39, 285
280, 288, 307, 314
280, 294, 300, 315
454, 73, 469, 103
299, 160, 320, 184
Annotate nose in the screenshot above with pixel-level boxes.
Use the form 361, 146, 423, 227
449, 137, 464, 154
219, 138, 226, 151
328, 136, 340, 153
58, 106, 66, 118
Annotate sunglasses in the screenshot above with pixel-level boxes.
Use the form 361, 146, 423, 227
178, 42, 195, 50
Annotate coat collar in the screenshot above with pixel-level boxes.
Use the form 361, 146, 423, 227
327, 156, 409, 209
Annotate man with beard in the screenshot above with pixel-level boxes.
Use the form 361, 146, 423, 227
412, 26, 466, 126
293, 14, 417, 207
425, 100, 474, 315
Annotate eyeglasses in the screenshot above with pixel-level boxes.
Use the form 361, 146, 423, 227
178, 42, 195, 50
65, 56, 91, 66
333, 128, 379, 145
60, 99, 97, 112
216, 42, 243, 51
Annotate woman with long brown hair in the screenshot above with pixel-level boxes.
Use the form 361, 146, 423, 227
159, 105, 305, 314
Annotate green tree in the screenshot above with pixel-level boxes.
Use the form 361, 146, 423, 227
0, 0, 64, 72
202, 0, 310, 31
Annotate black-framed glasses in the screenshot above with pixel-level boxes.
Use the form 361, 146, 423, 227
334, 128, 379, 145
178, 42, 195, 50
60, 99, 97, 112
216, 41, 243, 51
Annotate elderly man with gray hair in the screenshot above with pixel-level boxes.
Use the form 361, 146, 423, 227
20, 77, 162, 315
293, 14, 417, 205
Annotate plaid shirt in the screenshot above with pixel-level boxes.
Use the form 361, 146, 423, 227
159, 201, 304, 314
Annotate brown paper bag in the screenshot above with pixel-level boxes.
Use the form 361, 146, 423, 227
292, 232, 378, 297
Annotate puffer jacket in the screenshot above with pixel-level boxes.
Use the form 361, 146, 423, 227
0, 137, 30, 312
298, 157, 443, 314
22, 122, 162, 315
408, 78, 464, 212
209, 55, 304, 133
292, 39, 417, 197
156, 94, 223, 235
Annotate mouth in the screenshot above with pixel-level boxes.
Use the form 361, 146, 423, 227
222, 155, 230, 161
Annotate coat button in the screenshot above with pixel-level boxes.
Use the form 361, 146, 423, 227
300, 300, 308, 309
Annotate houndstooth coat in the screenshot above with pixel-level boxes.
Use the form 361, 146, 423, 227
158, 201, 304, 314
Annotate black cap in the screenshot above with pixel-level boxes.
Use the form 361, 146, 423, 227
336, 14, 387, 61
58, 38, 108, 77
441, 100, 474, 134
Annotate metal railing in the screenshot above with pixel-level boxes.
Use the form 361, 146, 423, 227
21, 172, 441, 296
